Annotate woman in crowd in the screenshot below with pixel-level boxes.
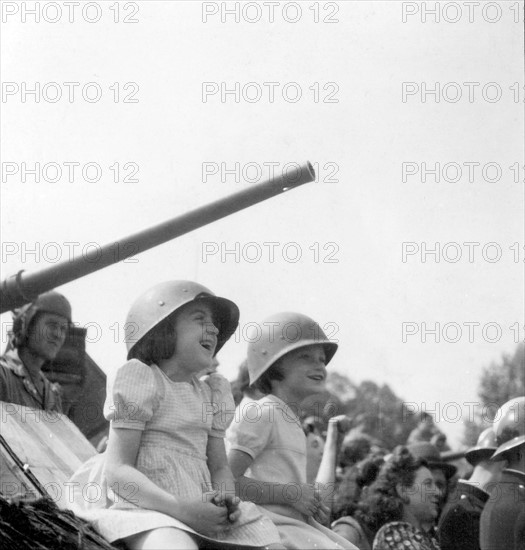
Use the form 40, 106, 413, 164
359, 446, 441, 550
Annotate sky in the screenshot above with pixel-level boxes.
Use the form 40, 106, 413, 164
1, 1, 523, 448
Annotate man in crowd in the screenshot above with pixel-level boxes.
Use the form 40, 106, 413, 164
480, 396, 525, 550
0, 291, 72, 412
438, 427, 505, 550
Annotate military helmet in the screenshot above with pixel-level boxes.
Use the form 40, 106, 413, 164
465, 427, 497, 466
491, 396, 525, 460
124, 280, 239, 357
11, 291, 72, 348
247, 311, 338, 385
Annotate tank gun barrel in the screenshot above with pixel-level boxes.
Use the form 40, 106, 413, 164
1, 162, 315, 314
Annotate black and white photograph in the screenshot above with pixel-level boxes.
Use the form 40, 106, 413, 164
0, 2, 523, 549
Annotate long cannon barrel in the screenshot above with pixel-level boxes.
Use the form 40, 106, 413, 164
1, 162, 315, 314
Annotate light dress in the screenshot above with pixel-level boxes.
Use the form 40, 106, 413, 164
67, 359, 281, 547
227, 394, 357, 550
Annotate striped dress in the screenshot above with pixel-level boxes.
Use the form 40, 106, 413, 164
68, 359, 280, 547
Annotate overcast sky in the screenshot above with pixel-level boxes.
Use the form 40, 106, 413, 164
1, 1, 523, 447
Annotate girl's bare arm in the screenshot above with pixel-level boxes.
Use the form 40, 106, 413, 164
314, 416, 352, 522
228, 449, 320, 517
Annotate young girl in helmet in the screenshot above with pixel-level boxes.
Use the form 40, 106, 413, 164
227, 311, 357, 550
68, 281, 282, 550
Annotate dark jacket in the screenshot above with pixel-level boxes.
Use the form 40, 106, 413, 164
479, 469, 525, 550
438, 479, 488, 550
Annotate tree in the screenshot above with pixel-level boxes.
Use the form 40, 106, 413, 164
463, 342, 525, 447
323, 374, 420, 450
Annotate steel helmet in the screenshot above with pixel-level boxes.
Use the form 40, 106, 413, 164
247, 311, 338, 385
124, 280, 239, 357
464, 427, 497, 466
11, 291, 72, 348
491, 396, 525, 460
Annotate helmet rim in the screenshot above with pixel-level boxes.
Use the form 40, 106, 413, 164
491, 435, 525, 460
491, 396, 525, 461
247, 311, 338, 386
248, 340, 338, 385
125, 280, 239, 357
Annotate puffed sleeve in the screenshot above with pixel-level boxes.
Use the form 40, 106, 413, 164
104, 359, 159, 430
226, 397, 273, 460
204, 373, 236, 438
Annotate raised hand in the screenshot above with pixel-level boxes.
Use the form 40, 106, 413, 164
328, 414, 352, 434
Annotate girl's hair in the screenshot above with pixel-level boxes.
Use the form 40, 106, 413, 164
356, 446, 427, 533
231, 359, 263, 405
127, 300, 221, 365
339, 435, 373, 469
332, 455, 385, 520
251, 356, 287, 395
128, 314, 177, 365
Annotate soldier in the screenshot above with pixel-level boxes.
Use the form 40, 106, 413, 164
480, 396, 525, 550
0, 291, 72, 412
438, 427, 505, 550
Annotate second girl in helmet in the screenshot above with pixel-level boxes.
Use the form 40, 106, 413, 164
68, 281, 282, 550
227, 311, 357, 549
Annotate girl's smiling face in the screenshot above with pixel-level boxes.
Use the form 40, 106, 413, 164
167, 301, 219, 381
274, 344, 327, 403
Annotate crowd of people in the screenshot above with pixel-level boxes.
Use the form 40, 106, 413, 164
0, 284, 523, 550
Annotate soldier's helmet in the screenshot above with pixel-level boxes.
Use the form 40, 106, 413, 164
465, 427, 498, 466
11, 291, 72, 348
124, 280, 239, 358
247, 311, 338, 385
491, 396, 525, 460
